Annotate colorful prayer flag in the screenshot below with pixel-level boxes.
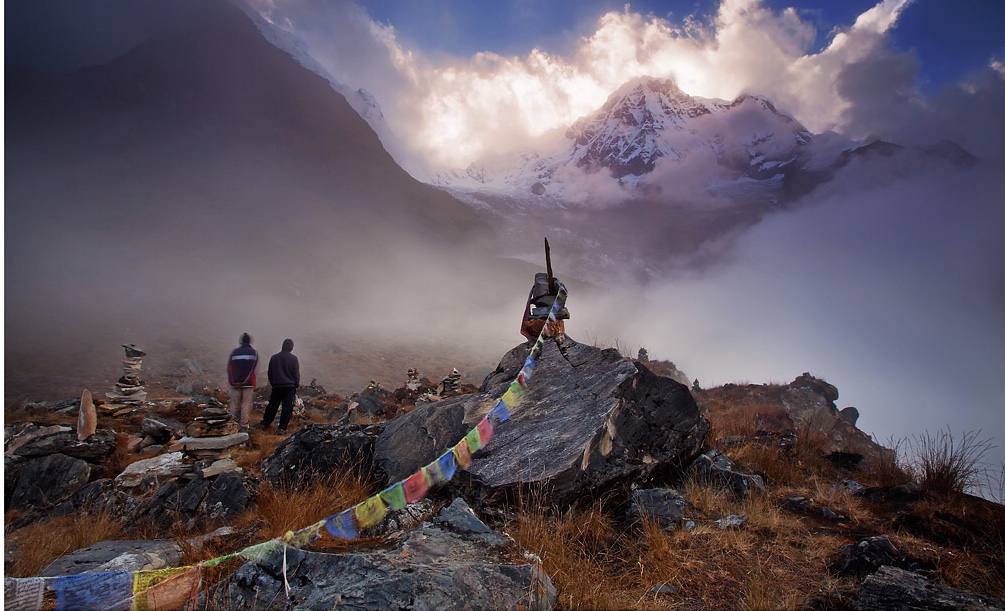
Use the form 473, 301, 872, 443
239, 540, 281, 562
379, 482, 407, 510
354, 495, 388, 529
52, 571, 133, 611
477, 417, 494, 446
324, 509, 358, 540
437, 449, 457, 480
289, 520, 325, 548
134, 566, 201, 611
489, 400, 511, 423
6, 577, 45, 611
403, 469, 428, 503
426, 458, 446, 486
453, 438, 472, 468
465, 427, 482, 455
501, 388, 519, 408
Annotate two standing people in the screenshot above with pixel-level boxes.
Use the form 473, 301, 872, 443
227, 334, 300, 433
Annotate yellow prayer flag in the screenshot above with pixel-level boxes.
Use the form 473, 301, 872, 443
354, 494, 388, 529
133, 566, 199, 611
454, 438, 472, 468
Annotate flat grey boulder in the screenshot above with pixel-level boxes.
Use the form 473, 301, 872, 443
40, 539, 183, 576
857, 565, 1005, 610
375, 336, 708, 507
215, 498, 556, 611
114, 451, 189, 488
168, 432, 248, 452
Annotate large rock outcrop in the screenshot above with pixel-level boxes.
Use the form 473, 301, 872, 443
700, 373, 893, 469
374, 336, 709, 507
261, 423, 384, 489
215, 498, 555, 611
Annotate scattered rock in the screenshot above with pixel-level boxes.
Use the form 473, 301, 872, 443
114, 452, 189, 488
4, 424, 72, 458
839, 406, 859, 426
140, 414, 185, 444
857, 566, 1005, 611
830, 535, 908, 578
647, 583, 679, 597
198, 458, 239, 478
689, 450, 765, 499
717, 514, 748, 530
626, 488, 689, 528
375, 402, 467, 483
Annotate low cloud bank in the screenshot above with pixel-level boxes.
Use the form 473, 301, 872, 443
574, 152, 1005, 469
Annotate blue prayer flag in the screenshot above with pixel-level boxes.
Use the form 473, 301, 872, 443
438, 449, 457, 480
324, 509, 358, 540
52, 571, 133, 611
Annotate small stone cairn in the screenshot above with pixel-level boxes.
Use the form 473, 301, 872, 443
405, 368, 421, 391
439, 368, 462, 396
170, 406, 248, 479
106, 344, 148, 405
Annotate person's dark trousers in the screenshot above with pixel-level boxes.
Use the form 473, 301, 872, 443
262, 386, 296, 430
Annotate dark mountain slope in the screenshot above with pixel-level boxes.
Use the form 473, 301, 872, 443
4, 0, 522, 398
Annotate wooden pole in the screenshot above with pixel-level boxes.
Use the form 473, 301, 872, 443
545, 237, 554, 289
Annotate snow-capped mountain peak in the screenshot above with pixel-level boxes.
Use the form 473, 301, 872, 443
431, 75, 818, 204
565, 76, 731, 178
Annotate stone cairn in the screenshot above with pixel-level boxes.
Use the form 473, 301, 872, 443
439, 368, 462, 396
405, 368, 421, 391
106, 344, 147, 406
170, 406, 248, 479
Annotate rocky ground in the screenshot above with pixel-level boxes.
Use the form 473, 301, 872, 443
5, 336, 1005, 610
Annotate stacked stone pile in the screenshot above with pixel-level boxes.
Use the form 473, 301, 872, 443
406, 368, 421, 391
168, 407, 247, 480
439, 368, 462, 396
106, 344, 147, 406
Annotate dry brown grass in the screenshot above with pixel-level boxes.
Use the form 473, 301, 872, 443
505, 477, 861, 611
5, 511, 125, 577
244, 470, 373, 542
857, 436, 913, 488
704, 394, 792, 446
905, 429, 994, 498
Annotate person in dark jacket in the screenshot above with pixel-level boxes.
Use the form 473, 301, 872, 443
227, 333, 258, 431
260, 338, 300, 433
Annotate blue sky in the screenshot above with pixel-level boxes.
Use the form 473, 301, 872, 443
356, 0, 1005, 93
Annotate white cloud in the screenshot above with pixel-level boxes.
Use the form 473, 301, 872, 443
249, 0, 937, 173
